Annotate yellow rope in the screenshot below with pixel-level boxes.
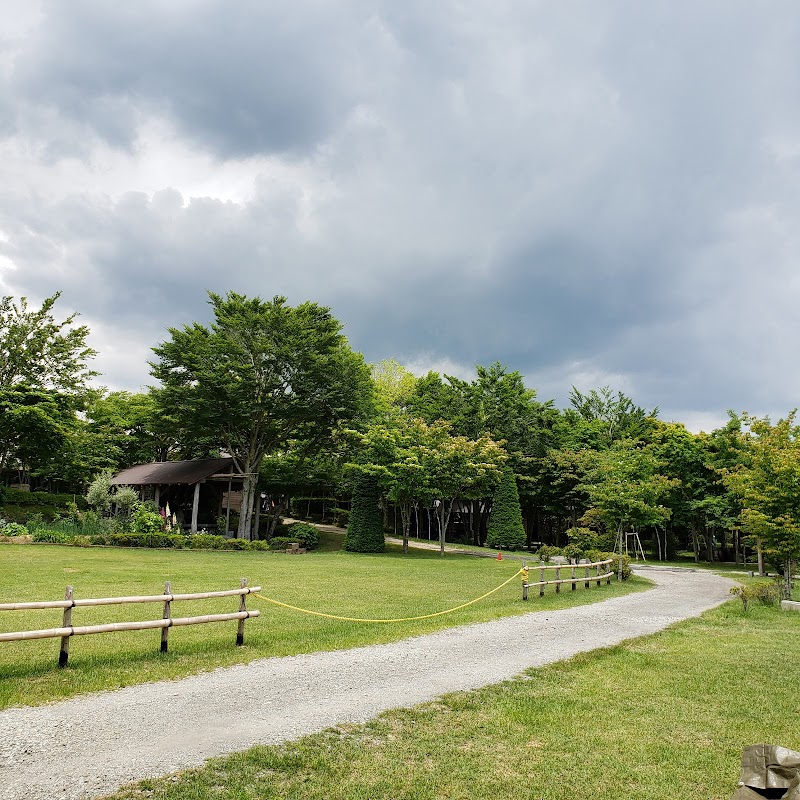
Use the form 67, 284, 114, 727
252, 568, 523, 623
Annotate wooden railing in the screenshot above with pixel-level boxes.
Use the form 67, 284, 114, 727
521, 559, 614, 600
0, 579, 260, 667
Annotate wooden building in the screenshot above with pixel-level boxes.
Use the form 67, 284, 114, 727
111, 458, 244, 534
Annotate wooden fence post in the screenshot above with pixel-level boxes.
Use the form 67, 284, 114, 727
539, 567, 545, 597
571, 564, 577, 591
161, 581, 171, 653
58, 586, 73, 668
521, 565, 529, 601
555, 566, 561, 593
596, 563, 601, 587
237, 578, 247, 646
584, 564, 590, 589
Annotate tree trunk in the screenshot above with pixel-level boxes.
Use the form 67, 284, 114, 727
783, 559, 793, 600
237, 475, 257, 540
757, 538, 764, 577
399, 502, 411, 555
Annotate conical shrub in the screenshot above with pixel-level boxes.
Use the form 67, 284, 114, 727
344, 473, 385, 552
486, 469, 525, 550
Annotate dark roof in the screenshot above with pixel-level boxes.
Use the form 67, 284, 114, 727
111, 458, 240, 486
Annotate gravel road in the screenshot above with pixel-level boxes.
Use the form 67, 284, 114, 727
0, 566, 735, 800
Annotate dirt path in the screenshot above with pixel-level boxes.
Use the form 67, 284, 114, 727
0, 566, 735, 800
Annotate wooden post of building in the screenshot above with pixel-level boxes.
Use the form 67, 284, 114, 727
236, 578, 247, 646
571, 564, 577, 591
555, 566, 561, 593
58, 586, 74, 668
585, 564, 590, 589
161, 581, 171, 653
190, 482, 201, 534
539, 566, 545, 597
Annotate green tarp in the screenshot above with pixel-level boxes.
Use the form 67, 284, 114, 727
732, 745, 800, 799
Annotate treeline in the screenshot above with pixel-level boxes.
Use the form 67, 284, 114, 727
1, 291, 799, 591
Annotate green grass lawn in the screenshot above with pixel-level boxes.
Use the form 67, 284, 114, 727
0, 538, 647, 709
105, 601, 800, 800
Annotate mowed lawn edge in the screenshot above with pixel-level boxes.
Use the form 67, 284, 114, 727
103, 600, 800, 800
0, 540, 649, 710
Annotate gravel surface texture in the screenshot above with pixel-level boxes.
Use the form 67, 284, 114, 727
0, 566, 735, 799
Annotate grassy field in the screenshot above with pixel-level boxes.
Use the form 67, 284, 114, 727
0, 537, 647, 709
105, 600, 800, 800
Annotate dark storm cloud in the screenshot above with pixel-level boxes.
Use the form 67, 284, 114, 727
2, 1, 800, 429
5, 0, 369, 157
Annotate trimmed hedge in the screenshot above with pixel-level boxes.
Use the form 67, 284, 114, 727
3, 489, 87, 508
344, 474, 385, 553
485, 470, 525, 551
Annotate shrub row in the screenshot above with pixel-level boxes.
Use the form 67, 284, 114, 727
3, 489, 87, 508
27, 521, 321, 552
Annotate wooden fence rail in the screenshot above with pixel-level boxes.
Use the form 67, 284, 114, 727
522, 558, 614, 600
0, 579, 261, 667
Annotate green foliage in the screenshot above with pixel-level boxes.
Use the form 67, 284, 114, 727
3, 488, 85, 508
729, 581, 781, 611
129, 504, 165, 535
111, 486, 139, 517
485, 470, 525, 550
587, 549, 631, 579
329, 507, 349, 527
0, 292, 96, 393
536, 545, 563, 562
0, 521, 28, 536
188, 533, 226, 549
344, 473, 385, 552
723, 412, 800, 599
86, 471, 114, 512
32, 529, 74, 543
569, 386, 658, 445
111, 532, 187, 548
267, 536, 297, 550
285, 522, 321, 550
565, 526, 599, 556
151, 291, 374, 539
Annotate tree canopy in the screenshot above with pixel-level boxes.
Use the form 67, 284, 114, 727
150, 291, 374, 538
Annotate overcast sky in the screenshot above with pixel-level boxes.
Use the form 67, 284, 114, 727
1, 1, 799, 432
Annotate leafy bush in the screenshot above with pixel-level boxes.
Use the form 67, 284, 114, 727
0, 521, 28, 536
587, 550, 630, 579
129, 504, 165, 535
562, 543, 584, 563
86, 472, 114, 513
730, 581, 782, 611
109, 532, 187, 548
32, 529, 74, 544
485, 470, 526, 551
285, 522, 320, 550
249, 540, 269, 551
268, 536, 297, 551
565, 527, 599, 557
221, 538, 250, 550
188, 533, 226, 549
536, 545, 563, 562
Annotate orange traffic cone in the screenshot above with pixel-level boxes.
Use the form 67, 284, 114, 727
496, 551, 503, 561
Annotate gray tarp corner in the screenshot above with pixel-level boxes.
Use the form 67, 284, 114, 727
732, 745, 800, 799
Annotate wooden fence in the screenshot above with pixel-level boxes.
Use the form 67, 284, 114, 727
521, 558, 614, 600
0, 579, 261, 667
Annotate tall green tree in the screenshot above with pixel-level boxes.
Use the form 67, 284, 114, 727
722, 412, 800, 598
151, 292, 374, 539
0, 292, 96, 392
486, 469, 525, 550
579, 439, 676, 578
568, 386, 658, 446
